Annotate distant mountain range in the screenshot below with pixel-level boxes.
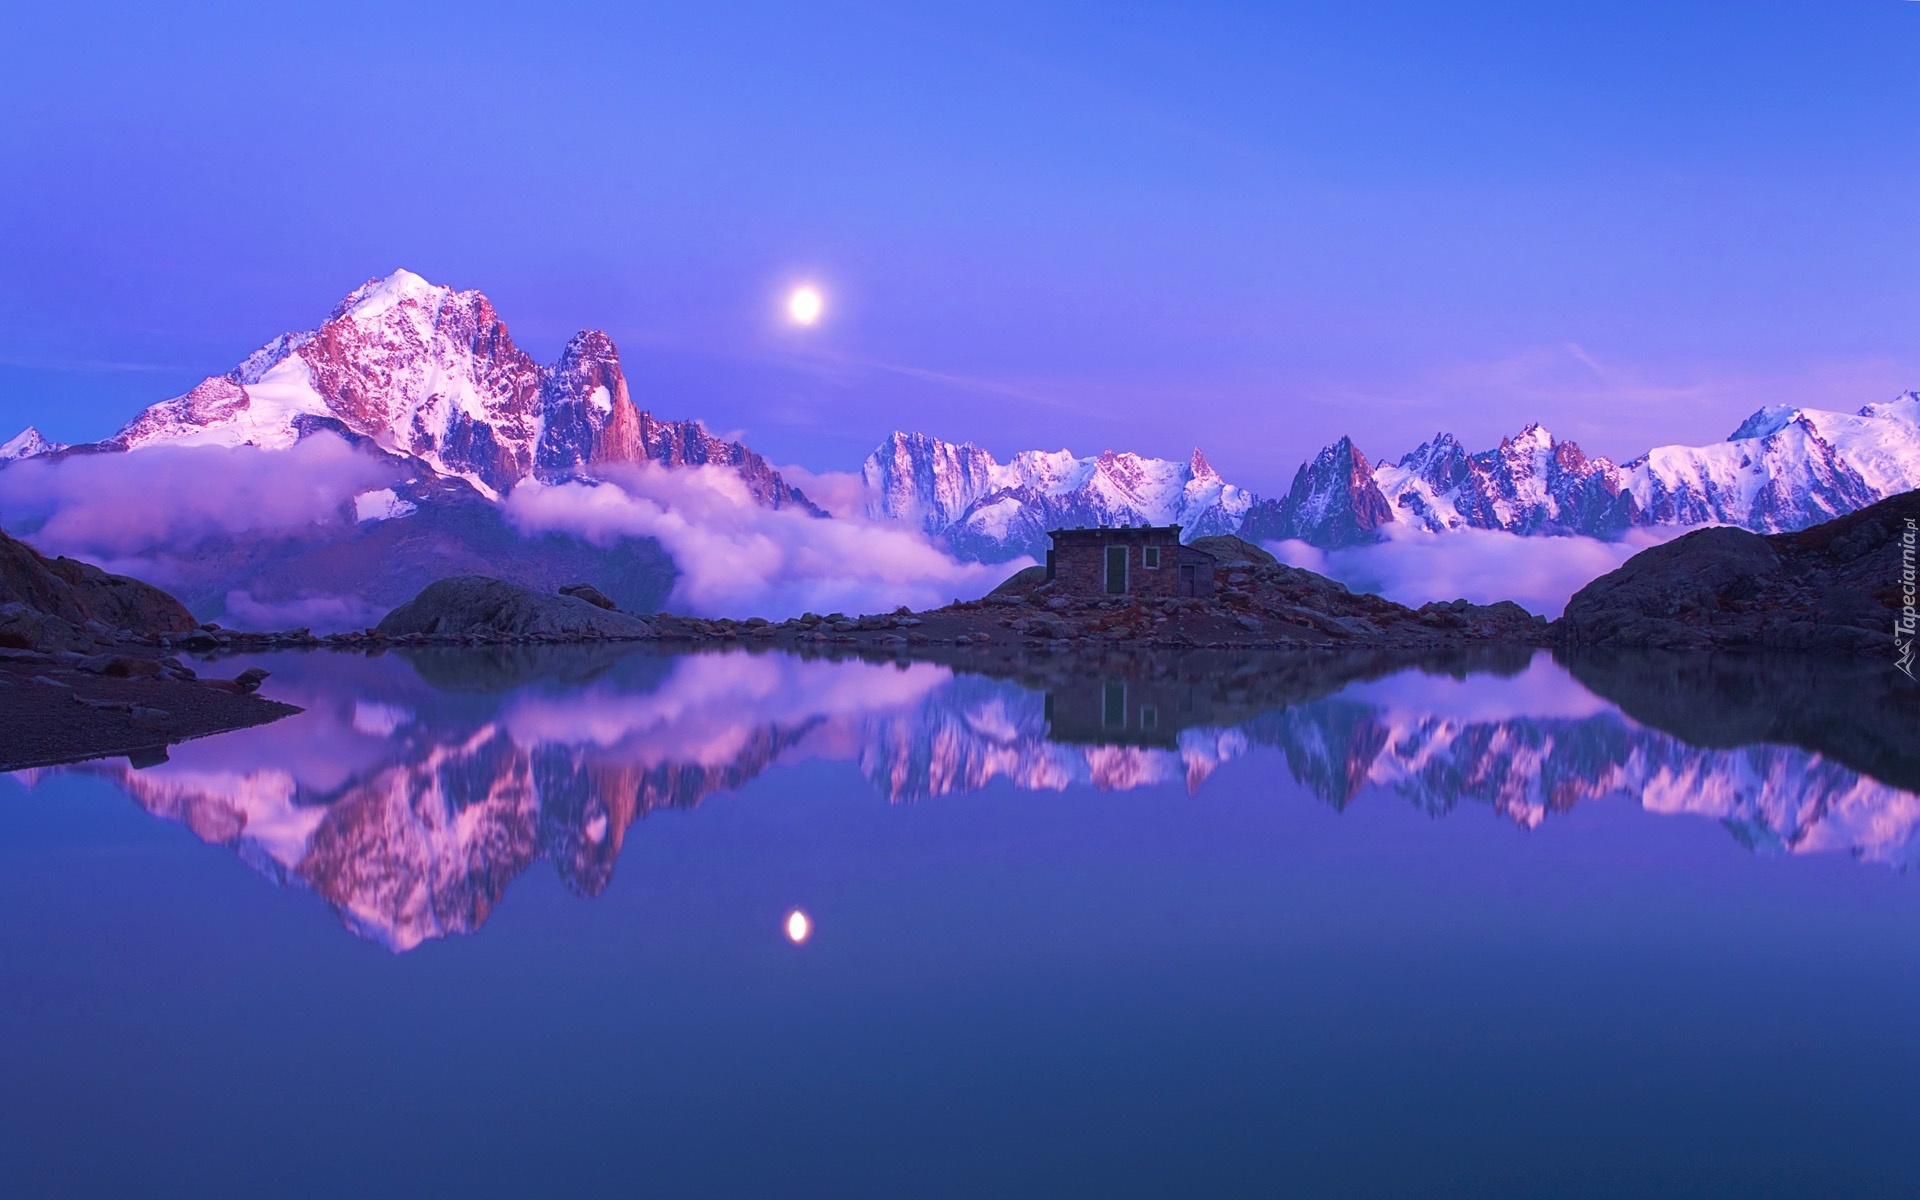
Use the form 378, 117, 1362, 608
865, 400, 1920, 560
4, 267, 1918, 605
861, 433, 1253, 561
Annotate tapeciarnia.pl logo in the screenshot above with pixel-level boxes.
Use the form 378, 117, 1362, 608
1898, 517, 1917, 679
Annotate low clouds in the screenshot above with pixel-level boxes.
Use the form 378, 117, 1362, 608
0, 434, 394, 572
0, 431, 1679, 627
1269, 524, 1684, 618
0, 435, 1015, 626
775, 463, 874, 519
503, 462, 1022, 618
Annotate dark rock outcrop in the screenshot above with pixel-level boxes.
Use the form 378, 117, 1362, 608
1555, 489, 1919, 654
558, 583, 618, 611
1, 523, 299, 770
376, 576, 656, 641
2, 525, 197, 649
990, 565, 1049, 594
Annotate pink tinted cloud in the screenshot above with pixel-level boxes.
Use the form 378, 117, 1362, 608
1270, 524, 1684, 618
774, 462, 875, 519
0, 434, 395, 559
503, 462, 1020, 618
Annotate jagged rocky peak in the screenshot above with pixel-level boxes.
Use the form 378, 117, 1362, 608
862, 431, 1252, 561
862, 431, 1003, 535
1394, 432, 1470, 490
0, 426, 64, 461
1239, 435, 1393, 549
79, 269, 815, 512
537, 329, 639, 476
1249, 392, 1920, 549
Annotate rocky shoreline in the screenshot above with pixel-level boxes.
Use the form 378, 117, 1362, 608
11, 490, 1915, 772
1, 528, 300, 772
1556, 488, 1917, 653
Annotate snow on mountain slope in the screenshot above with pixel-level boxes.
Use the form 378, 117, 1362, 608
0, 427, 64, 461
1624, 396, 1920, 531
863, 433, 1253, 561
1250, 394, 1920, 548
91, 269, 819, 511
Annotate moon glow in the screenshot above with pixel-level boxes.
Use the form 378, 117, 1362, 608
787, 286, 823, 325
785, 909, 812, 943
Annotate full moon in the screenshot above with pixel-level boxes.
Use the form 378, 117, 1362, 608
785, 909, 812, 944
787, 286, 823, 325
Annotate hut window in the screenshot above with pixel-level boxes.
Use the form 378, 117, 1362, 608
1143, 546, 1161, 569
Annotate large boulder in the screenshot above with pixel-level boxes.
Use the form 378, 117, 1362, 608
42, 554, 198, 633
1, 524, 197, 646
376, 576, 656, 640
1556, 490, 1918, 654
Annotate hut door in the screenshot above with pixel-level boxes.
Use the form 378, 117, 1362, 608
1179, 564, 1197, 596
1104, 546, 1128, 593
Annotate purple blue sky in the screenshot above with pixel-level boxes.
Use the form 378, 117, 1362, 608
2, 0, 1915, 493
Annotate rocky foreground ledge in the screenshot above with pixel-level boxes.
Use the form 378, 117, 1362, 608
1557, 488, 1919, 654
1, 529, 298, 771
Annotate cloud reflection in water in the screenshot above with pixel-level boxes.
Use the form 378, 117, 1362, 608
12, 646, 1916, 951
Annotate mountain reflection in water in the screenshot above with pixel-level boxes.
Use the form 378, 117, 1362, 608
15, 645, 1917, 951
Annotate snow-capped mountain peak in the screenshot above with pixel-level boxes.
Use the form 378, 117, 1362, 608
330, 267, 447, 319
1251, 392, 1920, 548
0, 426, 64, 462
86, 270, 818, 512
862, 433, 1253, 561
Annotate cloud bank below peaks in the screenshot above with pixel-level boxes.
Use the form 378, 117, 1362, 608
503, 462, 1021, 619
0, 434, 397, 576
1269, 524, 1687, 618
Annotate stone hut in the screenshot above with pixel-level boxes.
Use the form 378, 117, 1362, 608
1045, 525, 1216, 598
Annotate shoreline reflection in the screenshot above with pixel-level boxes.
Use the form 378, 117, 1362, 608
12, 646, 1916, 951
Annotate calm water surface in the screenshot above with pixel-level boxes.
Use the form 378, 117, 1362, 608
3, 645, 1919, 1198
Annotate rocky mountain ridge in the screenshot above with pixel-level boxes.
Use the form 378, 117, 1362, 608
4, 268, 1916, 581
1243, 397, 1920, 549
48, 269, 817, 512
862, 396, 1920, 557
862, 432, 1253, 561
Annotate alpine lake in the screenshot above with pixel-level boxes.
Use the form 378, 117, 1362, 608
4, 641, 1919, 1198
